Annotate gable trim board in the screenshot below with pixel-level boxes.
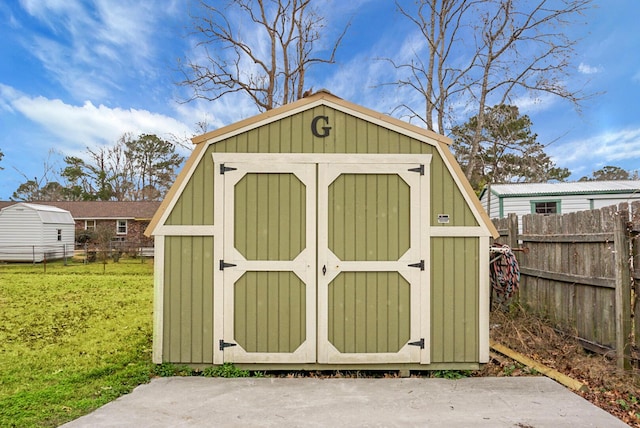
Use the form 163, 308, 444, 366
147, 92, 497, 369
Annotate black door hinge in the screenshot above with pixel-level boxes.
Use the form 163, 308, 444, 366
408, 260, 425, 270
408, 164, 424, 175
219, 260, 237, 270
408, 338, 425, 349
220, 164, 237, 174
219, 340, 237, 351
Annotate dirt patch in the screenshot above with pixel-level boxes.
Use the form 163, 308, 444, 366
485, 305, 640, 427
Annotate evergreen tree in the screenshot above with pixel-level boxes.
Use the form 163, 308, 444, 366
451, 104, 570, 191
579, 166, 631, 181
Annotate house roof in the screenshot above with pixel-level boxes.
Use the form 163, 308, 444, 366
147, 90, 499, 238
0, 202, 75, 224
481, 181, 640, 198
0, 201, 161, 220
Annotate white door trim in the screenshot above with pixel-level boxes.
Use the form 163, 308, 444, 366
212, 153, 432, 365
317, 156, 431, 364
215, 160, 317, 363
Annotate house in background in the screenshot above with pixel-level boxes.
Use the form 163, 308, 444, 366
0, 203, 75, 262
0, 201, 160, 249
479, 181, 640, 220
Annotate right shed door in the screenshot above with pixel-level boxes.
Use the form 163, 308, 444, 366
317, 158, 430, 364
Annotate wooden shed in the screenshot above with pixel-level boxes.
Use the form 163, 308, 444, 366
146, 91, 499, 371
0, 202, 75, 262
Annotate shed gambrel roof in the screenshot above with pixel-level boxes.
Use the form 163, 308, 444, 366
147, 90, 498, 238
480, 181, 640, 198
0, 203, 75, 224
0, 201, 161, 220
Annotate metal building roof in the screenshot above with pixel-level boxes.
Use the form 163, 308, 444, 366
485, 181, 640, 197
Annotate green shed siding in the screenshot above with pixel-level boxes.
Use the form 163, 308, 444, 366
431, 237, 479, 363
165, 106, 477, 229
165, 148, 214, 226
234, 271, 306, 353
430, 151, 478, 228
234, 173, 306, 261
328, 271, 410, 353
328, 173, 410, 261
163, 236, 214, 363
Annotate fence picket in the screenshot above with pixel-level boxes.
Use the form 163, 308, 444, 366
492, 203, 636, 370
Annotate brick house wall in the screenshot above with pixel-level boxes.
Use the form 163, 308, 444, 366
75, 219, 154, 247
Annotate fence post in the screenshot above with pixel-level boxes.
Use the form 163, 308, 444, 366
507, 213, 519, 249
614, 210, 632, 370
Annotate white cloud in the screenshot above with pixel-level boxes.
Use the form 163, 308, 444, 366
1, 84, 193, 153
17, 0, 180, 101
19, 0, 84, 24
549, 127, 640, 166
578, 62, 603, 74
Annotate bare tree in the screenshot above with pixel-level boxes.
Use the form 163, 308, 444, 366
11, 149, 62, 201
179, 0, 348, 111
386, 0, 478, 133
61, 134, 183, 201
94, 223, 116, 270
387, 0, 592, 180
62, 148, 117, 201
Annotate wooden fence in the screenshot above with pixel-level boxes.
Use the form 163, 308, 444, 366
493, 202, 640, 369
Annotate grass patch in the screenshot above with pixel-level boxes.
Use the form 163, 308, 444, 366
0, 258, 154, 427
431, 370, 472, 380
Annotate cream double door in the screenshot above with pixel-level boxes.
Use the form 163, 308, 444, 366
213, 154, 430, 365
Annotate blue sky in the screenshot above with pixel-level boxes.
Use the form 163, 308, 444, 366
1, 0, 639, 199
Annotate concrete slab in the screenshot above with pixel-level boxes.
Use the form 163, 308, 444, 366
61, 376, 627, 427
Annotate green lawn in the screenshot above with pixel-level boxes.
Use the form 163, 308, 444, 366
0, 258, 154, 427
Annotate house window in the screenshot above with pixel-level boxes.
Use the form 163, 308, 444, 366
57, 229, 62, 241
85, 220, 96, 231
117, 220, 127, 235
533, 201, 559, 215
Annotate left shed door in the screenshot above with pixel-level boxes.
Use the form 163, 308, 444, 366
217, 161, 317, 363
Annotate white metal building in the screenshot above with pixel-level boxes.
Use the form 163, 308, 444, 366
480, 181, 640, 220
0, 203, 75, 262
